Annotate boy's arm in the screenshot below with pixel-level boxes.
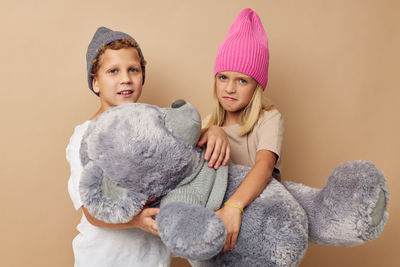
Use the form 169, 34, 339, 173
81, 205, 159, 236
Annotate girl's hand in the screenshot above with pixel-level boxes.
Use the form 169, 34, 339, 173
197, 125, 231, 169
215, 204, 243, 252
128, 208, 160, 236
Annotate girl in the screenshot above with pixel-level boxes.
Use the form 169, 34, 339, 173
204, 8, 284, 253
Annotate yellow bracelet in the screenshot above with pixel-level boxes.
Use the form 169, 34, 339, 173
224, 202, 244, 214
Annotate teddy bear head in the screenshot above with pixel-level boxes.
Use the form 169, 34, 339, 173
79, 100, 203, 223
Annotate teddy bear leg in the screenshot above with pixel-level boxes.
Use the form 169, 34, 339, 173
284, 161, 389, 246
156, 202, 226, 260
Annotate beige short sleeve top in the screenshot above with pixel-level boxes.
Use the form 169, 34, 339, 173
221, 109, 284, 179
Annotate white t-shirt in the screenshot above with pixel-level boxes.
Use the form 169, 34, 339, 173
67, 121, 171, 267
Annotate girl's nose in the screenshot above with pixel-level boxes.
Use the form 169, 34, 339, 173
225, 81, 236, 93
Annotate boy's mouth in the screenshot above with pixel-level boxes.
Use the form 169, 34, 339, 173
118, 90, 134, 96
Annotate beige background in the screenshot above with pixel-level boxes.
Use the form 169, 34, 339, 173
0, 0, 398, 266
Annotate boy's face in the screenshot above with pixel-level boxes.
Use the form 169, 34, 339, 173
92, 47, 143, 111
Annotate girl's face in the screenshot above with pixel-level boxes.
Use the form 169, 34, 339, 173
92, 47, 143, 112
215, 71, 257, 116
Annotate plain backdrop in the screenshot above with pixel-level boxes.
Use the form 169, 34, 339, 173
0, 0, 398, 266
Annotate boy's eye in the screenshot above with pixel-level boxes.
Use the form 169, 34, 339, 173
129, 67, 139, 72
108, 69, 118, 74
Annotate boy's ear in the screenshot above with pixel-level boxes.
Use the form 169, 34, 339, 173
92, 77, 100, 94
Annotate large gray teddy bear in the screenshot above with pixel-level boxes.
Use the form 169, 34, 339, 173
80, 100, 389, 266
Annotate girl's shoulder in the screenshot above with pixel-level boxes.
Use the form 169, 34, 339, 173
252, 108, 284, 134
259, 108, 283, 124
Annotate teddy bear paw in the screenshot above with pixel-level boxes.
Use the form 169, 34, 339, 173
157, 202, 226, 260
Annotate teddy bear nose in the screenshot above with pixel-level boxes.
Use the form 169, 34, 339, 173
171, 99, 186, 109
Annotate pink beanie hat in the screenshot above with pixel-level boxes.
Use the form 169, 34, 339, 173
214, 8, 269, 90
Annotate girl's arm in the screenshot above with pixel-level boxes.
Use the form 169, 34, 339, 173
216, 149, 276, 252
82, 206, 160, 236
197, 125, 231, 169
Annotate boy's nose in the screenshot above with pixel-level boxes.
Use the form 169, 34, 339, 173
120, 71, 132, 84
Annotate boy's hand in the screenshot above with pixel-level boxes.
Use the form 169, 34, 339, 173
82, 205, 159, 235
215, 205, 242, 252
129, 208, 160, 236
197, 125, 231, 169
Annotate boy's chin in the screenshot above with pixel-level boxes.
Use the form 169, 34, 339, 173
117, 96, 138, 104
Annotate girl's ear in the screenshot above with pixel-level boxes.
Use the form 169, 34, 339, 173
92, 77, 100, 94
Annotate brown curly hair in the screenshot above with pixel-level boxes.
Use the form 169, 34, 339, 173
90, 38, 147, 78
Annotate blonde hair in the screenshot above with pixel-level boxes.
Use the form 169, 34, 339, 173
204, 83, 274, 136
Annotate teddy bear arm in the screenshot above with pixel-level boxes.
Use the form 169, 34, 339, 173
79, 161, 146, 224
156, 201, 226, 260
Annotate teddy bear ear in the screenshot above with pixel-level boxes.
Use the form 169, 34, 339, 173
79, 161, 147, 223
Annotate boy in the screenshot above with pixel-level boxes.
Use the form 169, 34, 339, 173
67, 26, 230, 267
67, 27, 171, 267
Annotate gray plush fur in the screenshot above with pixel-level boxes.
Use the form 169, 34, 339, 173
79, 100, 389, 266
80, 102, 200, 223
284, 160, 389, 246
198, 165, 309, 267
158, 202, 227, 260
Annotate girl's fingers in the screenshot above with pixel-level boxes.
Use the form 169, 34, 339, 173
223, 233, 232, 253
205, 138, 216, 161
197, 134, 207, 147
214, 143, 226, 169
208, 139, 222, 168
230, 231, 238, 250
222, 144, 231, 165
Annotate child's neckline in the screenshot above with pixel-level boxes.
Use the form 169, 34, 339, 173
222, 123, 240, 129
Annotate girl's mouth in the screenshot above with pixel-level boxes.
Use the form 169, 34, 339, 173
223, 96, 237, 101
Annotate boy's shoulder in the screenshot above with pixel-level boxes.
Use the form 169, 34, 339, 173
73, 120, 91, 136
68, 120, 91, 146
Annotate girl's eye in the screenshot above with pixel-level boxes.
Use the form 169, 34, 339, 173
108, 69, 118, 74
239, 79, 247, 84
219, 75, 227, 80
129, 67, 139, 72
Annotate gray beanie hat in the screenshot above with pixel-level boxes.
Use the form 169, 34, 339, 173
86, 26, 146, 95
